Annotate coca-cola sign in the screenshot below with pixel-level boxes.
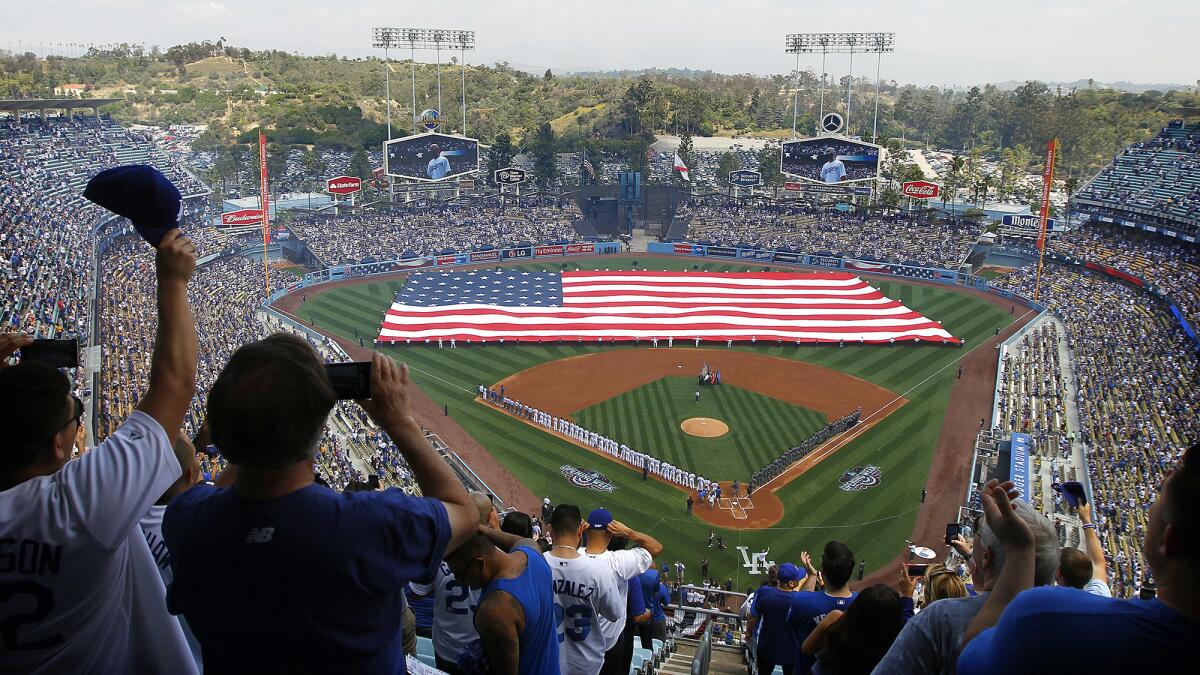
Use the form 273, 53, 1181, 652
901, 181, 940, 199
326, 176, 362, 195
220, 208, 264, 226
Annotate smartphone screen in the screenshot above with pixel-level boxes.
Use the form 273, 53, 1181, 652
906, 563, 930, 577
325, 362, 371, 400
22, 339, 79, 369
945, 523, 962, 545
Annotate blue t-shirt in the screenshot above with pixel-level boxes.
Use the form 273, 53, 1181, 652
752, 586, 800, 665
164, 483, 450, 674
957, 586, 1200, 673
481, 546, 559, 675
627, 576, 646, 618
405, 585, 435, 632
786, 590, 857, 674
640, 569, 666, 622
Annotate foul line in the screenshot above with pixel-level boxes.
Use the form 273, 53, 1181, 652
650, 506, 923, 531
758, 309, 1037, 491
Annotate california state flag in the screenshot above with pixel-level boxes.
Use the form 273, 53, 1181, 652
673, 153, 690, 181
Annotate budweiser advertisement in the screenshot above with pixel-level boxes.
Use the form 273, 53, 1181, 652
901, 181, 940, 199
326, 176, 362, 195
220, 208, 264, 226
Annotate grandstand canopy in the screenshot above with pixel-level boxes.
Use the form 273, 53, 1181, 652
0, 98, 124, 114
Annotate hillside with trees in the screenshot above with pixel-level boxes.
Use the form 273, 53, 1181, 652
2, 42, 1196, 182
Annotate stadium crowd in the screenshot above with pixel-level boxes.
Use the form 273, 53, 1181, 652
679, 203, 982, 269
1044, 222, 1200, 331
990, 262, 1198, 598
288, 197, 581, 265
1074, 120, 1200, 234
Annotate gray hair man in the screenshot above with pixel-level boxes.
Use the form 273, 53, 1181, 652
871, 497, 1058, 675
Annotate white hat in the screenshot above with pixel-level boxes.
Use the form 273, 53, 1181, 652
544, 497, 551, 504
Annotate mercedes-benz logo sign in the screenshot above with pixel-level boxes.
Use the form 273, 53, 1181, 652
821, 113, 844, 134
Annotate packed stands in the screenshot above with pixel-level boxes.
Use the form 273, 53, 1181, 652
679, 202, 982, 269
1045, 222, 1199, 330
1074, 120, 1200, 234
990, 263, 1198, 596
287, 197, 581, 265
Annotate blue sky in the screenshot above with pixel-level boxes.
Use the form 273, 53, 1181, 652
3, 0, 1197, 86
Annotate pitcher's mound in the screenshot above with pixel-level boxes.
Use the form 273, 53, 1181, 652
681, 417, 729, 438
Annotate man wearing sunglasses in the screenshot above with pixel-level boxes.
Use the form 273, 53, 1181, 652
0, 229, 199, 674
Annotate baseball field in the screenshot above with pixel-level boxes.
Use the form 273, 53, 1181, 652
288, 256, 1015, 589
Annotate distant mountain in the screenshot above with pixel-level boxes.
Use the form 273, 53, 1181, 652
988, 79, 1195, 94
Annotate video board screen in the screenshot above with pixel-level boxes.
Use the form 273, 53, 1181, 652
385, 132, 479, 182
781, 137, 881, 185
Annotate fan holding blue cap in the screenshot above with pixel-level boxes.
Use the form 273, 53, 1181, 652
84, 164, 184, 247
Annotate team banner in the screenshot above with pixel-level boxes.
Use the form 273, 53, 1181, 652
258, 130, 270, 244
377, 270, 961, 344
1010, 433, 1032, 500
1037, 139, 1058, 251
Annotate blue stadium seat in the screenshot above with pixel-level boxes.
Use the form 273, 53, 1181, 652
416, 636, 435, 658
417, 653, 436, 668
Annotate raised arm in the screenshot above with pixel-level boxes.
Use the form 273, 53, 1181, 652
135, 229, 198, 436
479, 524, 539, 553
475, 591, 524, 675
960, 480, 1033, 648
1076, 503, 1109, 583
607, 520, 663, 558
357, 352, 476, 552
800, 551, 819, 591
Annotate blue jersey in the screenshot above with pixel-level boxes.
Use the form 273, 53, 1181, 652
786, 590, 856, 674
639, 569, 666, 622
958, 587, 1200, 673
164, 483, 449, 674
482, 546, 559, 675
751, 586, 800, 666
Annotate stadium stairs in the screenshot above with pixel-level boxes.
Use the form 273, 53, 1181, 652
655, 639, 746, 675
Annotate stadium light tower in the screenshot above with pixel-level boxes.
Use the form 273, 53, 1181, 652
374, 27, 476, 135
786, 32, 895, 140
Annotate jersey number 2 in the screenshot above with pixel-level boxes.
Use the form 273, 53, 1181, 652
0, 581, 64, 650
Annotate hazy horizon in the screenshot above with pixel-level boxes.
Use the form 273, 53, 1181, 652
3, 0, 1197, 88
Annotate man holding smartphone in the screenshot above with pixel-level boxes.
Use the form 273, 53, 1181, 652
162, 342, 480, 673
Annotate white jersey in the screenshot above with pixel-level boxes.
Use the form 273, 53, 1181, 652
580, 547, 653, 649
140, 504, 204, 671
0, 411, 196, 674
544, 552, 624, 675
408, 562, 481, 664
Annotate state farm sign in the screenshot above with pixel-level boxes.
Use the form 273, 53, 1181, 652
901, 181, 940, 199
326, 176, 362, 195
220, 209, 264, 226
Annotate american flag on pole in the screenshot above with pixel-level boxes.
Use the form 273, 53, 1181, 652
377, 270, 960, 344
580, 153, 595, 178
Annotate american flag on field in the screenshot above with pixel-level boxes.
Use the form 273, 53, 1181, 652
377, 270, 960, 344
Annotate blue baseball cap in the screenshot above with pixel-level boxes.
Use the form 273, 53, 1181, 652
587, 507, 613, 530
778, 563, 805, 583
84, 165, 182, 246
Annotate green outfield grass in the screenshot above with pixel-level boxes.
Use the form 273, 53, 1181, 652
292, 257, 1015, 585
574, 377, 827, 478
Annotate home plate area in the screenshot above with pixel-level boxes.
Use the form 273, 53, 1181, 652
719, 496, 755, 519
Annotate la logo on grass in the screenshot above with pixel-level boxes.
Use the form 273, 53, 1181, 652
736, 546, 775, 575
